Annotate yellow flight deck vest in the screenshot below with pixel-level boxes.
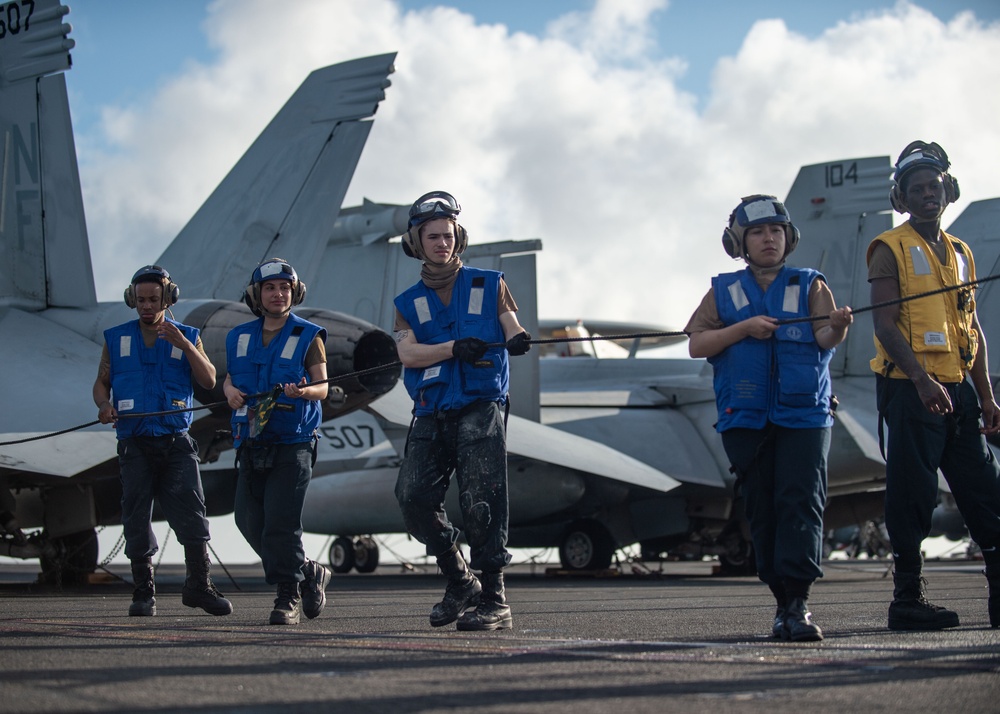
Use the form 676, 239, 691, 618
867, 223, 978, 382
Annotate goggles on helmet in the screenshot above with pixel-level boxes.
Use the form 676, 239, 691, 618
893, 141, 950, 184
252, 260, 297, 286
408, 191, 461, 227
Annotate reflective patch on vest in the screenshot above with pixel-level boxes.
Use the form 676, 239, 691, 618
728, 281, 749, 312
237, 333, 250, 358
924, 332, 947, 346
117, 398, 134, 412
119, 335, 131, 358
414, 296, 432, 324
422, 365, 441, 381
468, 287, 484, 315
280, 336, 299, 360
909, 245, 932, 275
955, 251, 970, 283
782, 285, 800, 313
170, 345, 183, 360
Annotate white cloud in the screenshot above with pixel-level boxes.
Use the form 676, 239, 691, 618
77, 0, 1000, 330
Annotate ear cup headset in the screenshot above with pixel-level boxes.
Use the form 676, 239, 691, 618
401, 190, 468, 259
124, 265, 179, 309
889, 140, 960, 214
721, 194, 800, 261
243, 259, 306, 317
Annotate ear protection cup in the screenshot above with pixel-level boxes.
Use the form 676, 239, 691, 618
721, 227, 742, 260
454, 223, 468, 254
784, 224, 800, 256
402, 226, 420, 258
124, 266, 179, 309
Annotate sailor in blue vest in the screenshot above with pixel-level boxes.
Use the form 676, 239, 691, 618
684, 196, 852, 642
93, 265, 232, 618
223, 259, 331, 626
394, 191, 532, 631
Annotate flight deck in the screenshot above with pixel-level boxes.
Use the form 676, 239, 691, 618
1, 559, 997, 713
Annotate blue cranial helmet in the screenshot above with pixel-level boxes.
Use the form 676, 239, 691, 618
721, 195, 800, 261
889, 141, 960, 213
243, 258, 306, 316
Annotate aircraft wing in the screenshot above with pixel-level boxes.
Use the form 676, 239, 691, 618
156, 52, 397, 302
367, 383, 680, 493
0, 309, 116, 478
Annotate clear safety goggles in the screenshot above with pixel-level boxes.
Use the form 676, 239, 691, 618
409, 192, 461, 222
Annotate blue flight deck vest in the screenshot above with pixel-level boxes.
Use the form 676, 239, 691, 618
394, 267, 509, 416
105, 318, 198, 438
226, 313, 326, 447
709, 267, 834, 432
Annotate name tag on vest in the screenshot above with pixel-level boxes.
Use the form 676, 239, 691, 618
422, 366, 441, 381
119, 335, 132, 357
924, 332, 947, 346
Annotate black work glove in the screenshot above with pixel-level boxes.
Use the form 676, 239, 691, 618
506, 331, 531, 356
452, 337, 489, 363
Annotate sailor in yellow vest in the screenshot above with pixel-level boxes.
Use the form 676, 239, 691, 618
868, 141, 1000, 630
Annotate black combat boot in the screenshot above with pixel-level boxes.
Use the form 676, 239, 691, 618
457, 571, 512, 631
888, 571, 959, 630
983, 550, 1000, 628
784, 597, 823, 642
301, 559, 332, 620
129, 558, 156, 617
769, 582, 788, 639
429, 545, 481, 627
269, 582, 302, 625
181, 553, 233, 616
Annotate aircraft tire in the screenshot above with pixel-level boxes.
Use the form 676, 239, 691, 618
329, 536, 356, 574
39, 529, 99, 586
353, 536, 380, 573
558, 520, 615, 571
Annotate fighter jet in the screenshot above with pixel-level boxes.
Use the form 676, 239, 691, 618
0, 1, 399, 582
0, 0, 677, 583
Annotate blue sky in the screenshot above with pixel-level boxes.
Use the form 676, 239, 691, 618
62, 2, 1000, 140
45, 1, 1000, 564
66, 1, 999, 137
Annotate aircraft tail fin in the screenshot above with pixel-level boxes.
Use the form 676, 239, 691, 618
783, 157, 893, 378
0, 0, 95, 310
156, 52, 397, 302
944, 198, 1000, 378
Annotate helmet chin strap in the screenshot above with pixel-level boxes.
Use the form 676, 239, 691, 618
261, 306, 292, 320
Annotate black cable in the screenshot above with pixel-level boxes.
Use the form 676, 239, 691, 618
774, 272, 1000, 325
4, 273, 995, 446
